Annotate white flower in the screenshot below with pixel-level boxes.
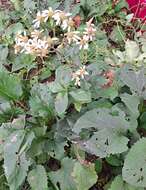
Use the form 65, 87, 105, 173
61, 19, 69, 30
52, 11, 72, 27
65, 31, 80, 44
72, 73, 81, 86
52, 10, 63, 25
37, 39, 48, 49
76, 66, 89, 79
76, 35, 89, 50
31, 30, 43, 39
42, 7, 54, 22
33, 11, 44, 28
84, 18, 96, 41
67, 18, 75, 32
72, 66, 89, 86
24, 38, 37, 54
84, 26, 96, 41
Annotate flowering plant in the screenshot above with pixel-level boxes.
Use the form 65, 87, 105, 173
0, 0, 146, 190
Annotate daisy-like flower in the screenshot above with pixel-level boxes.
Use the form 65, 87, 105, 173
72, 73, 81, 86
52, 10, 72, 27
31, 30, 43, 39
42, 7, 54, 22
33, 11, 44, 28
72, 66, 89, 86
76, 35, 89, 50
14, 44, 22, 54
67, 18, 75, 31
76, 66, 89, 79
44, 36, 58, 47
14, 31, 28, 53
65, 31, 80, 44
24, 38, 38, 54
15, 31, 28, 44
84, 18, 96, 41
36, 39, 49, 57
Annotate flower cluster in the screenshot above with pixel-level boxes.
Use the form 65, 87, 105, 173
65, 18, 96, 49
14, 7, 96, 57
14, 31, 58, 57
72, 66, 89, 86
33, 7, 73, 31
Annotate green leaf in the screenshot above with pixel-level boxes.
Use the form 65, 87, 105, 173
109, 175, 144, 190
110, 26, 126, 43
29, 83, 54, 118
10, 0, 20, 11
4, 130, 29, 190
106, 155, 123, 167
28, 165, 48, 190
121, 94, 140, 118
55, 65, 72, 86
120, 66, 146, 97
122, 138, 146, 187
0, 72, 23, 101
125, 40, 140, 62
23, 0, 36, 11
55, 92, 68, 115
72, 162, 97, 190
81, 128, 128, 158
73, 109, 130, 134
70, 90, 91, 104
0, 45, 8, 69
49, 158, 77, 190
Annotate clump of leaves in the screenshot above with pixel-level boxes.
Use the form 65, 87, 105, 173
1, 0, 146, 190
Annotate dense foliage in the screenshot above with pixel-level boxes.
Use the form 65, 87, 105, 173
0, 0, 146, 189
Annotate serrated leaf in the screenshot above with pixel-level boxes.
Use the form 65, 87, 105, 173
0, 72, 22, 101
122, 138, 146, 187
55, 92, 68, 115
72, 162, 97, 190
28, 165, 48, 190
49, 158, 77, 190
109, 175, 144, 190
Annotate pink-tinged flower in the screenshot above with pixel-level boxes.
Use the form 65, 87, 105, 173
76, 35, 89, 50
72, 66, 89, 86
126, 0, 146, 21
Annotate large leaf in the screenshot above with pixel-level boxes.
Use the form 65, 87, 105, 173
122, 138, 146, 187
29, 83, 54, 118
80, 128, 128, 158
73, 109, 130, 134
120, 66, 146, 97
55, 65, 72, 86
28, 165, 48, 190
72, 162, 97, 190
0, 72, 23, 101
49, 158, 77, 190
109, 175, 144, 190
120, 94, 140, 118
4, 130, 29, 190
